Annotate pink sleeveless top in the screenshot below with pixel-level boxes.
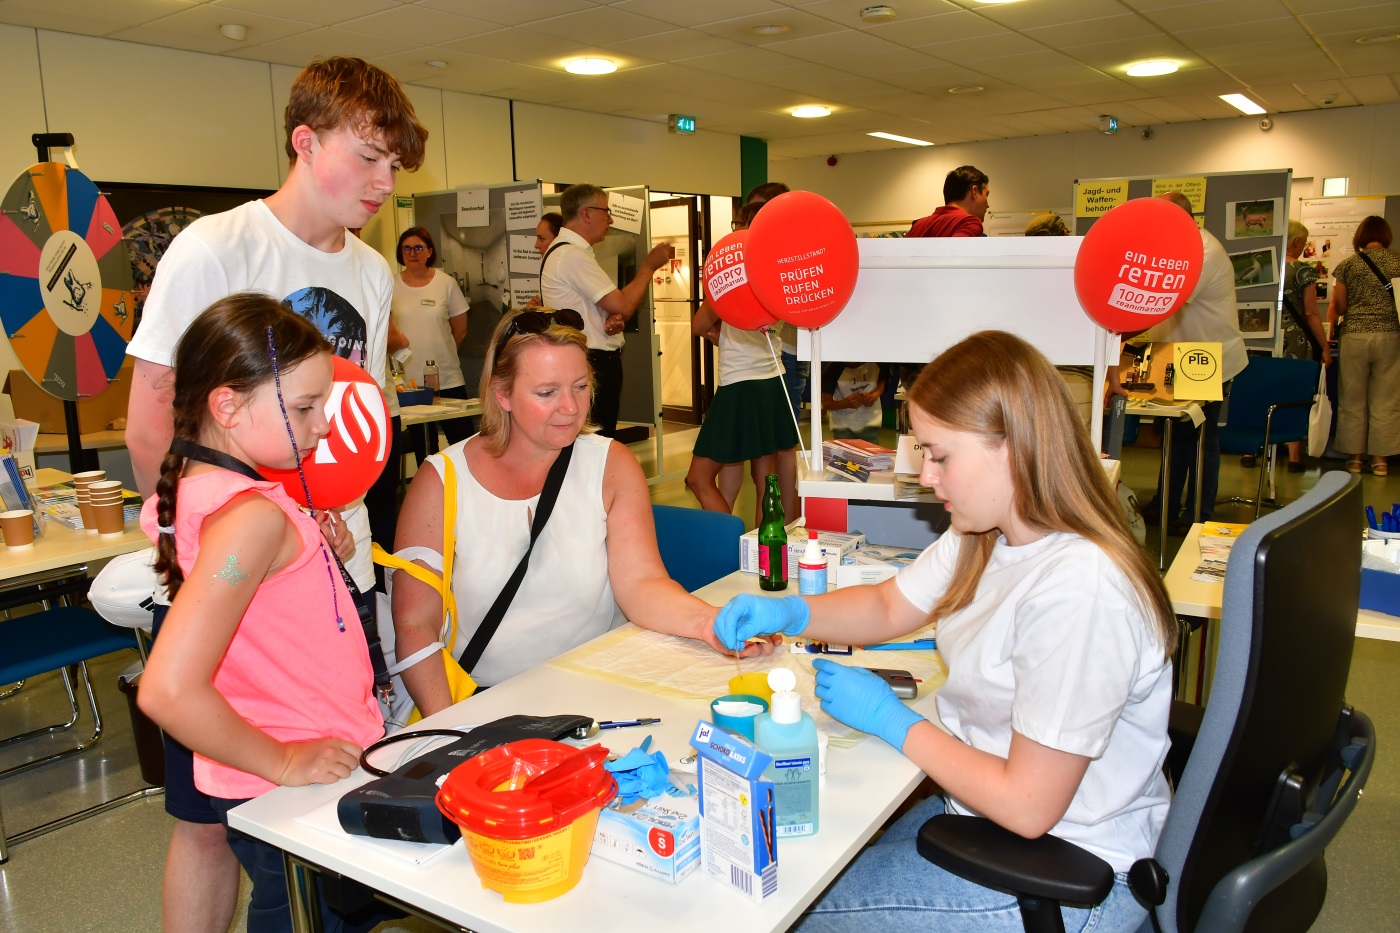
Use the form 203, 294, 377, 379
141, 470, 383, 799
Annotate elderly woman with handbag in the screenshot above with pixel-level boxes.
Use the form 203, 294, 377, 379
1328, 216, 1400, 476
381, 308, 772, 723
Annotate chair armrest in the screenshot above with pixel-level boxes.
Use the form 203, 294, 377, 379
916, 814, 1115, 906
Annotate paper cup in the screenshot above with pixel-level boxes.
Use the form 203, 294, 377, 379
1, 509, 35, 548
93, 501, 125, 536
72, 470, 106, 486
78, 500, 98, 532
87, 492, 123, 504
88, 480, 122, 495
710, 694, 768, 741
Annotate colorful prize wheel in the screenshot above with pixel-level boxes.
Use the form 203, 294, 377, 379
0, 163, 135, 401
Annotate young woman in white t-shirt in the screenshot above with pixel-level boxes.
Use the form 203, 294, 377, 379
714, 330, 1177, 933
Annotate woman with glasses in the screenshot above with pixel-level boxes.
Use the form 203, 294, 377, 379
388, 308, 774, 718
393, 227, 473, 462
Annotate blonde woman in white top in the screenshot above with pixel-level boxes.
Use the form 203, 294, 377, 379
391, 309, 775, 715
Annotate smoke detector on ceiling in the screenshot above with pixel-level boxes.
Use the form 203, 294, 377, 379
860, 5, 898, 24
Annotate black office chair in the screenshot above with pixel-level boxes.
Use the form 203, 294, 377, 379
916, 471, 1373, 933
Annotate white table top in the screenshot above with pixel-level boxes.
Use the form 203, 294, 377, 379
400, 398, 481, 427
0, 468, 150, 583
1165, 522, 1400, 642
229, 572, 934, 933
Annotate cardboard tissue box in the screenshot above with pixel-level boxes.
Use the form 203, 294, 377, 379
593, 779, 700, 884
836, 543, 921, 588
740, 528, 863, 577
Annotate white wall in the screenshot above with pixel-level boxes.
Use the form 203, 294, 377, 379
513, 102, 739, 197
777, 103, 1400, 224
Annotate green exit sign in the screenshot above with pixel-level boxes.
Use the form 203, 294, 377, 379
668, 114, 697, 135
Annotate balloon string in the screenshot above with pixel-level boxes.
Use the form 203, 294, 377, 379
764, 327, 807, 459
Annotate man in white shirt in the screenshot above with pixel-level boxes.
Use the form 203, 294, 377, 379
123, 56, 426, 933
540, 183, 672, 436
1139, 191, 1248, 531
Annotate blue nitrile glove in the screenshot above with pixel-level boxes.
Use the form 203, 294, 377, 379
713, 594, 810, 651
812, 658, 925, 751
604, 738, 671, 805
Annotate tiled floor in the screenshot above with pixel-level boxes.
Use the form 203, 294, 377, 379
1, 431, 1395, 931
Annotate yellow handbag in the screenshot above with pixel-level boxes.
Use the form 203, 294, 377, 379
372, 455, 476, 725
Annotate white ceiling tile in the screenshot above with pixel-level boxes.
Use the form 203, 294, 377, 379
210, 0, 397, 27
522, 6, 678, 44
747, 61, 856, 91
765, 29, 902, 63
976, 0, 1135, 30
861, 10, 1005, 49
915, 32, 1050, 64
884, 62, 1002, 91
237, 26, 414, 63
1245, 84, 1320, 111
691, 8, 846, 44
969, 50, 1084, 79
437, 28, 587, 61
794, 0, 962, 28
338, 7, 498, 44
415, 0, 596, 28
1286, 0, 1398, 12
1044, 80, 1155, 106
1138, 0, 1298, 31
1300, 6, 1400, 36
605, 29, 749, 62
1023, 15, 1166, 48
1006, 64, 1116, 88
1323, 40, 1400, 76
675, 47, 809, 75
1057, 35, 1197, 69
120, 4, 318, 47
610, 0, 789, 29
1127, 97, 1206, 123
835, 47, 948, 77
1342, 74, 1400, 104
1173, 18, 1310, 51
2, 0, 195, 22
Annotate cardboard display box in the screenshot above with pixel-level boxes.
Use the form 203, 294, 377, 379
689, 720, 778, 903
593, 782, 700, 884
5, 359, 134, 434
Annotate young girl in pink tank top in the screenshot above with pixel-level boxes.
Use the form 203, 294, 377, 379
138, 294, 385, 933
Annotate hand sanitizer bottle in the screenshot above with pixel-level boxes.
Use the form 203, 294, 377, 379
754, 668, 820, 837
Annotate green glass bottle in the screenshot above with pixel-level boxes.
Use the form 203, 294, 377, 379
758, 474, 788, 591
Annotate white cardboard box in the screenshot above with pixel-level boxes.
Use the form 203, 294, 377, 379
739, 529, 864, 577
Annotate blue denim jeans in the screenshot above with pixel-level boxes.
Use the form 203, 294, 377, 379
208, 798, 397, 933
796, 796, 1148, 933
781, 350, 809, 418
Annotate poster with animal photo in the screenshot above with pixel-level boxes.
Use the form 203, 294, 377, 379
1227, 199, 1282, 238
1228, 246, 1278, 290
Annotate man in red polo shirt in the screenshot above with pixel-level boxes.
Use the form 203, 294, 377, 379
908, 166, 990, 237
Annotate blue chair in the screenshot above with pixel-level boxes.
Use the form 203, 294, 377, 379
1218, 356, 1321, 518
915, 471, 1373, 933
1, 605, 139, 861
652, 505, 744, 592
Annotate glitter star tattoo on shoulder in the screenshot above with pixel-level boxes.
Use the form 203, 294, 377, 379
215, 555, 251, 585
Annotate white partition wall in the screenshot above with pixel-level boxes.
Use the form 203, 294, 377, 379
796, 236, 1107, 472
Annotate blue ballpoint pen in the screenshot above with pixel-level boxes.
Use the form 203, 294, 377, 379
597, 718, 661, 729
862, 638, 936, 651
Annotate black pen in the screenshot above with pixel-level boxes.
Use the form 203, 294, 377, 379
597, 718, 661, 730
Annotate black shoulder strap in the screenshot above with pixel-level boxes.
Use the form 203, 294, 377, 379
1280, 267, 1322, 360
540, 240, 569, 280
456, 442, 576, 672
1356, 250, 1395, 295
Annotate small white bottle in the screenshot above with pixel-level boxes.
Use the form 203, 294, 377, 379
424, 359, 439, 395
754, 668, 820, 837
798, 530, 827, 596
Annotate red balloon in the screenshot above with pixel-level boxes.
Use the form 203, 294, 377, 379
703, 230, 778, 331
745, 191, 859, 329
1074, 197, 1204, 333
259, 356, 390, 510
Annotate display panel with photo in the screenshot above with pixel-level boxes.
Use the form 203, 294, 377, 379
1228, 246, 1278, 290
1237, 301, 1275, 338
1227, 198, 1282, 238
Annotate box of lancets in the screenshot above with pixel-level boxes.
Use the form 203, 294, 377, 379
593, 779, 701, 884
689, 720, 778, 903
739, 528, 864, 577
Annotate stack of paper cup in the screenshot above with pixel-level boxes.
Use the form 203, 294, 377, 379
1, 509, 35, 548
87, 480, 125, 536
72, 470, 106, 532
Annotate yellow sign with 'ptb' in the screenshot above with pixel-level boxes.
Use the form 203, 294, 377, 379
1173, 342, 1224, 400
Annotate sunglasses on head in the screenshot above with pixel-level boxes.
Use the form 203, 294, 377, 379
494, 309, 585, 363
